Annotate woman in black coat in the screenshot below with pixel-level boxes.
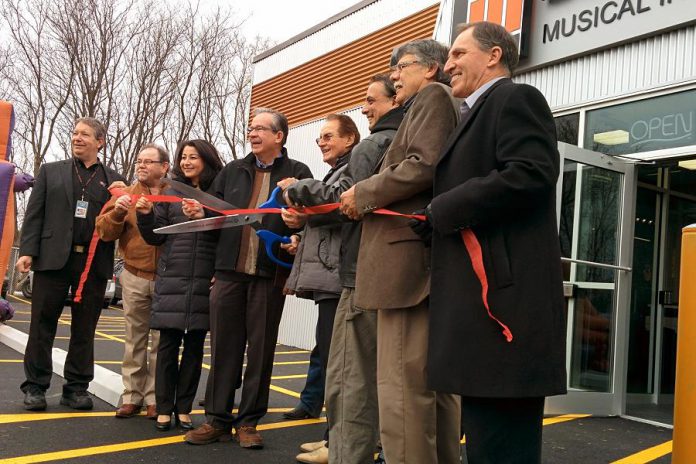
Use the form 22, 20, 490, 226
136, 140, 223, 431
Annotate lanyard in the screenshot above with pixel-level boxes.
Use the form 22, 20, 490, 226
73, 159, 100, 200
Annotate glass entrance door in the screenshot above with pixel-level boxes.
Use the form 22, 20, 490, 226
546, 143, 636, 416
626, 161, 696, 425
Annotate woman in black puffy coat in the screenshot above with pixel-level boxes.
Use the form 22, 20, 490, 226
136, 139, 223, 431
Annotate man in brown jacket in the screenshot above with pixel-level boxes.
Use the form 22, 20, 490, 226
96, 144, 170, 419
340, 40, 462, 464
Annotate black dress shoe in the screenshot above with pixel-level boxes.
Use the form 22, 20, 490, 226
23, 389, 47, 411
156, 420, 172, 431
282, 406, 316, 420
177, 415, 194, 430
60, 391, 93, 410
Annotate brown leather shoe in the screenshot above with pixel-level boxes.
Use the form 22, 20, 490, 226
115, 403, 141, 418
235, 425, 264, 449
145, 404, 157, 419
185, 423, 232, 445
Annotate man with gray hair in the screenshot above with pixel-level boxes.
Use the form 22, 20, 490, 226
96, 143, 170, 419
183, 108, 313, 449
423, 22, 566, 463
340, 39, 462, 463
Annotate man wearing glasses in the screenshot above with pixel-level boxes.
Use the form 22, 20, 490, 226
17, 117, 125, 411
183, 108, 313, 449
340, 40, 462, 463
96, 144, 170, 419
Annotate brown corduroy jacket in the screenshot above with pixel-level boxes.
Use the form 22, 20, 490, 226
95, 181, 168, 280
353, 83, 460, 310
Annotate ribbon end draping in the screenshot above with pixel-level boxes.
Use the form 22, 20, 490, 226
460, 228, 513, 343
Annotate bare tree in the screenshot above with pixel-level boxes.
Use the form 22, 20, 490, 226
1, 0, 267, 184
0, 0, 76, 175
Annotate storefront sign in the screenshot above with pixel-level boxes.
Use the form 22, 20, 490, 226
584, 90, 696, 157
517, 0, 696, 72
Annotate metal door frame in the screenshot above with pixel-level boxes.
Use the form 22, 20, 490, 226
546, 143, 637, 416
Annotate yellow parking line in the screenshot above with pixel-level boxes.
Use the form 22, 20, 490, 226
0, 408, 302, 425
0, 359, 22, 363
270, 385, 301, 399
274, 350, 311, 355
271, 374, 308, 380
542, 414, 591, 426
0, 417, 326, 463
610, 440, 673, 464
0, 412, 119, 424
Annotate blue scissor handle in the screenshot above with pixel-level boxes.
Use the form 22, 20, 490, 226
256, 229, 292, 269
259, 186, 286, 209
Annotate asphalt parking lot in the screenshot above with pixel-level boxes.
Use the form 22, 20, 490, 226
0, 293, 674, 463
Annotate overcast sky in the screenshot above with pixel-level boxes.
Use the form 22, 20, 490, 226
227, 0, 360, 44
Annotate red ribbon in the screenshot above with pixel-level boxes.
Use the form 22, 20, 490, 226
74, 189, 511, 342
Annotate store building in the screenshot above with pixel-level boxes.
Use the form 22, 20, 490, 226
250, 0, 696, 426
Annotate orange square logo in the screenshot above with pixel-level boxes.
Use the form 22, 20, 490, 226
467, 0, 527, 35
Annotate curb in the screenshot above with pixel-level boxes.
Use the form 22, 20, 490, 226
0, 323, 122, 406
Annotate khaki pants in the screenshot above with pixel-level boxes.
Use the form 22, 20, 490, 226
377, 302, 461, 464
326, 288, 379, 464
120, 269, 159, 406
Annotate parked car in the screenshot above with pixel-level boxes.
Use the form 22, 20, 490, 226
17, 270, 116, 309
111, 258, 124, 306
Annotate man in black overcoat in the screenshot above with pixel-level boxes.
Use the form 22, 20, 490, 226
16, 117, 125, 411
421, 22, 567, 463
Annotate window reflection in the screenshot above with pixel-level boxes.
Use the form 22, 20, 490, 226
570, 288, 614, 392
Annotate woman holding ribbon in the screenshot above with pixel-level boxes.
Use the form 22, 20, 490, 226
136, 139, 223, 431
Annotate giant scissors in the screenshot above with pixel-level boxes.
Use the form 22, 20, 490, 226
154, 180, 293, 268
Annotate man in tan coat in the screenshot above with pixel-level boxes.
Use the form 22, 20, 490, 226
340, 40, 462, 464
96, 144, 169, 419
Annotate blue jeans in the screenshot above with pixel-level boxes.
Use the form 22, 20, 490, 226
299, 343, 324, 417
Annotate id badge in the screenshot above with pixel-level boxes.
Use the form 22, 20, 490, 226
75, 200, 89, 218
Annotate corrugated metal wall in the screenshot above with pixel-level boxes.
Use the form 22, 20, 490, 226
516, 25, 696, 111
277, 106, 368, 350
253, 0, 439, 85
250, 3, 439, 127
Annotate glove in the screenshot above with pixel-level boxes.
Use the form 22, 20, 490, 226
409, 204, 433, 247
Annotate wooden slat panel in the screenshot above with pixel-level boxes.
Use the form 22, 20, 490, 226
250, 4, 439, 127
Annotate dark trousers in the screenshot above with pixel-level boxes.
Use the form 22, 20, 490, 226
22, 251, 107, 394
461, 396, 545, 464
205, 275, 285, 429
155, 328, 206, 415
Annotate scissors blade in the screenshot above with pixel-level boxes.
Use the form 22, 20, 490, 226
154, 214, 264, 234
168, 179, 237, 211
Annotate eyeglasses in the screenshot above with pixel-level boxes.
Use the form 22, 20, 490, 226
135, 159, 163, 165
246, 125, 275, 134
315, 133, 335, 145
390, 60, 422, 72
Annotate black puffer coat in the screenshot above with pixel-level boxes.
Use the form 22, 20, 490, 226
137, 188, 218, 331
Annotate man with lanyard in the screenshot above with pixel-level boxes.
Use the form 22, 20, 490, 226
96, 144, 170, 419
183, 108, 312, 449
17, 117, 125, 411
